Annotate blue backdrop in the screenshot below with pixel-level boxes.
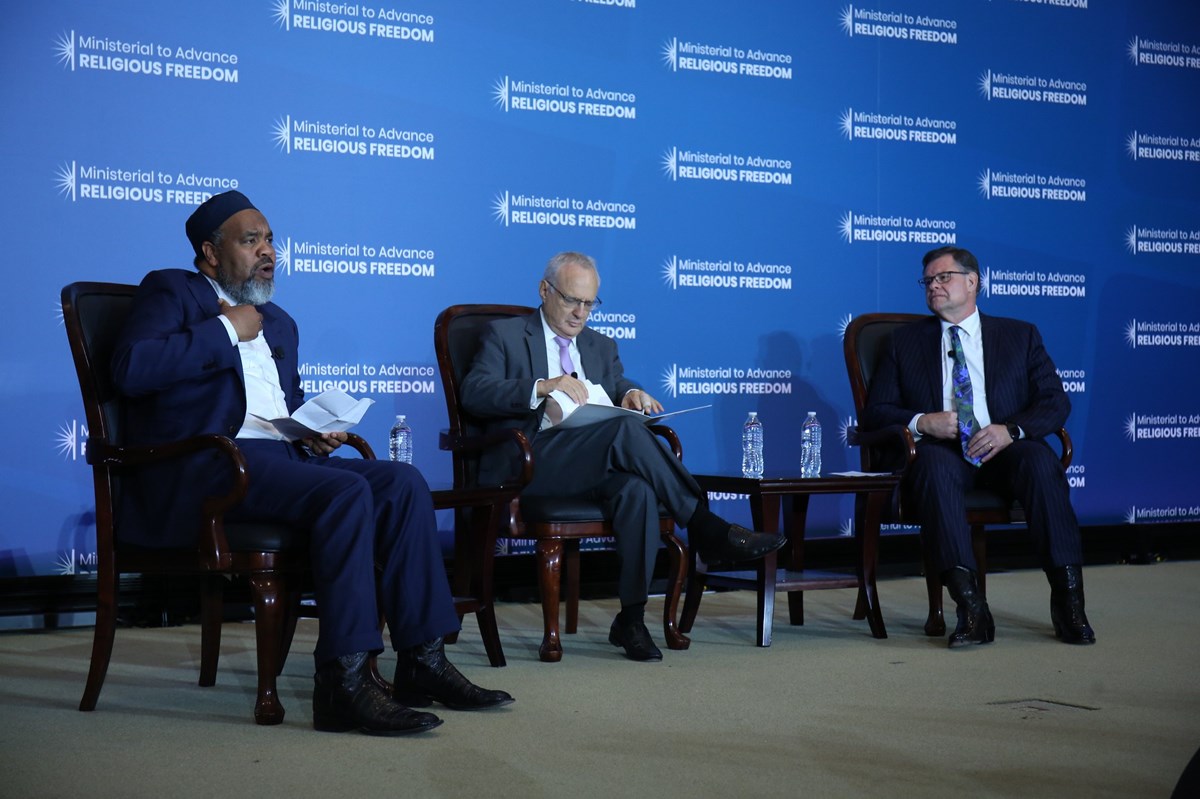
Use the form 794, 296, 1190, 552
3, 0, 1198, 577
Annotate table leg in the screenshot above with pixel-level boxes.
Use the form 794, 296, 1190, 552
751, 493, 781, 647
785, 493, 811, 627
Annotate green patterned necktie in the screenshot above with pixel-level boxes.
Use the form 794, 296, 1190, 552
949, 325, 982, 467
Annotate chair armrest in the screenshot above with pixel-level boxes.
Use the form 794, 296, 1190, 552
342, 432, 375, 460
1053, 427, 1072, 469
87, 435, 249, 571
439, 427, 534, 487
845, 424, 916, 473
647, 423, 683, 460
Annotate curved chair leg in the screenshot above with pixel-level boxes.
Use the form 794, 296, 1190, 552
278, 586, 304, 676
79, 560, 118, 712
199, 575, 223, 686
249, 573, 286, 725
921, 538, 946, 636
678, 548, 705, 635
536, 539, 564, 662
476, 603, 507, 668
660, 529, 690, 650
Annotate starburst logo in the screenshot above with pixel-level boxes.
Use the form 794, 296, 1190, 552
840, 6, 855, 36
272, 116, 291, 154
661, 364, 679, 398
276, 237, 291, 275
661, 38, 678, 71
56, 550, 77, 576
1127, 37, 1140, 65
1124, 414, 1137, 442
839, 518, 854, 537
838, 415, 856, 446
839, 108, 854, 140
54, 299, 65, 325
661, 147, 678, 180
977, 168, 992, 199
273, 0, 291, 31
1126, 131, 1139, 160
838, 313, 852, 339
839, 211, 854, 243
492, 76, 510, 111
492, 191, 510, 226
1125, 319, 1138, 348
1125, 507, 1138, 525
978, 70, 992, 99
1126, 226, 1139, 254
55, 30, 76, 70
56, 161, 77, 202
56, 419, 88, 461
661, 256, 678, 289
979, 266, 991, 297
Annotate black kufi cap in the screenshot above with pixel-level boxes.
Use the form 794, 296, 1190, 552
185, 190, 257, 255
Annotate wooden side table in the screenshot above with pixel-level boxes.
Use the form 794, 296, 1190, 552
680, 472, 900, 646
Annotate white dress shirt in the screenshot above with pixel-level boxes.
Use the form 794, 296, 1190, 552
911, 308, 992, 438
203, 275, 290, 440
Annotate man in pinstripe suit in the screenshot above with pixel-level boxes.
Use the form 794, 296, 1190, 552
863, 246, 1095, 648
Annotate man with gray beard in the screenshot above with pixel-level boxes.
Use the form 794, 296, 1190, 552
112, 191, 513, 735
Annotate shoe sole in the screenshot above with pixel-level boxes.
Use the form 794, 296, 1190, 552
313, 715, 443, 735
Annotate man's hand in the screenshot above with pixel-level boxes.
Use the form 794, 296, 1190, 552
303, 431, 346, 456
537, 373, 589, 406
621, 389, 663, 415
915, 411, 959, 440
966, 423, 1014, 464
219, 299, 262, 341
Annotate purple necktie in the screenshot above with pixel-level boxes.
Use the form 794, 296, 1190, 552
554, 335, 575, 377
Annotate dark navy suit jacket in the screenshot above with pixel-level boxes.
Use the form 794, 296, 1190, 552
862, 312, 1070, 442
459, 309, 640, 486
111, 268, 302, 546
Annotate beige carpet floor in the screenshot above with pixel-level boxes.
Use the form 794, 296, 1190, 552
1, 562, 1197, 798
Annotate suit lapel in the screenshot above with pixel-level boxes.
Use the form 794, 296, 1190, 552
918, 316, 943, 409
524, 311, 549, 381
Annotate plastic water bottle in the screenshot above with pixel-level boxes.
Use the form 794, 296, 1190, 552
389, 414, 413, 464
741, 412, 764, 478
801, 411, 822, 478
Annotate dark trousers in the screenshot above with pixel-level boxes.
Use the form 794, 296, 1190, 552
905, 438, 1083, 575
231, 440, 460, 666
526, 415, 703, 607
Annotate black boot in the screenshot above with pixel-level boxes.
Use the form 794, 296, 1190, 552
688, 507, 786, 564
313, 651, 442, 735
942, 567, 995, 648
1046, 565, 1096, 645
393, 638, 515, 711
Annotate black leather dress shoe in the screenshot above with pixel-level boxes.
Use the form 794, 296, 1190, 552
699, 525, 787, 564
942, 567, 995, 648
393, 638, 515, 711
1047, 565, 1096, 645
313, 651, 443, 735
608, 617, 663, 662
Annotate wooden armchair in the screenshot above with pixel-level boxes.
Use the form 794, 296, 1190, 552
433, 304, 690, 662
62, 281, 375, 725
842, 312, 1073, 635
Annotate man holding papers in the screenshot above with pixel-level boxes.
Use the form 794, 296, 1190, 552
461, 252, 786, 661
113, 191, 512, 735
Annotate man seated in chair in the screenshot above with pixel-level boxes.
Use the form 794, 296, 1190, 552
459, 251, 786, 662
112, 190, 513, 735
861, 245, 1095, 648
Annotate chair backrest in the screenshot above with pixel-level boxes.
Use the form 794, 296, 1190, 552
61, 282, 137, 451
843, 312, 925, 415
433, 304, 534, 488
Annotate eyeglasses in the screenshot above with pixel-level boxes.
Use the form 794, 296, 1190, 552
545, 280, 602, 310
917, 271, 970, 288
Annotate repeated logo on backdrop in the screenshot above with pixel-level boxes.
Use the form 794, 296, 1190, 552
9, 2, 1200, 579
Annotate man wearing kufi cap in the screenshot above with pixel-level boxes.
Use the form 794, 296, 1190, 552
112, 190, 513, 735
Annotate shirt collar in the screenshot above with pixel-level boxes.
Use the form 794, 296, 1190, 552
940, 308, 981, 339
